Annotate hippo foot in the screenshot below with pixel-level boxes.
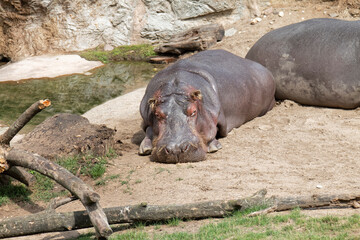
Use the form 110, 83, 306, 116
139, 138, 152, 156
207, 139, 222, 153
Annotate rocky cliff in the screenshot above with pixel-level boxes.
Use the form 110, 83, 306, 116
0, 0, 246, 61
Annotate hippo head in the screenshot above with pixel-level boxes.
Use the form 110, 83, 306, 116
140, 77, 220, 163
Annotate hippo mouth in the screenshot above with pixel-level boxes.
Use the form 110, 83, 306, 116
150, 143, 206, 163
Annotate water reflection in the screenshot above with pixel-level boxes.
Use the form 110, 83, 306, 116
0, 61, 164, 132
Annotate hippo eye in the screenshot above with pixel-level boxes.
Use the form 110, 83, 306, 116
190, 109, 197, 117
154, 110, 165, 120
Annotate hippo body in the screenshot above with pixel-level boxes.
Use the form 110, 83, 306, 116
139, 49, 275, 163
245, 18, 360, 109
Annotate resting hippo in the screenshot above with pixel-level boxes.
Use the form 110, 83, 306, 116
139, 49, 275, 163
245, 18, 360, 109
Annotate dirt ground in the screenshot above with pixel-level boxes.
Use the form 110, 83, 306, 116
2, 0, 360, 238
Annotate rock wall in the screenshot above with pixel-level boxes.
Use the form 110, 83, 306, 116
0, 0, 246, 60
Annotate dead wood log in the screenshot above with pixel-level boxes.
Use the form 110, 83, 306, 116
0, 99, 112, 239
4, 166, 36, 186
1, 190, 360, 238
155, 24, 225, 55
5, 148, 112, 238
0, 189, 267, 238
0, 99, 51, 145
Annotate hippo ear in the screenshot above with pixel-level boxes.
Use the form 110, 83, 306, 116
190, 90, 202, 101
148, 98, 157, 110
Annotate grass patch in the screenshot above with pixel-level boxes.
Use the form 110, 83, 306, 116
79, 44, 157, 63
1, 149, 118, 205
100, 207, 360, 240
56, 149, 117, 180
0, 182, 31, 206
29, 170, 67, 202
95, 174, 121, 186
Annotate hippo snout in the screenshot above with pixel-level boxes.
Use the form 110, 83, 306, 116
151, 141, 206, 163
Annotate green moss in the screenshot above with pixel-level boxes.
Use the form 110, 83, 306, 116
79, 44, 157, 63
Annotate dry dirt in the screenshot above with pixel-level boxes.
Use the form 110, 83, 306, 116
2, 0, 360, 239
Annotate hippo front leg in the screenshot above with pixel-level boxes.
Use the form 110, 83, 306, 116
139, 127, 153, 156
208, 139, 222, 153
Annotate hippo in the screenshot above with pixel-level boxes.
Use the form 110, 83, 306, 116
245, 18, 360, 109
139, 49, 275, 163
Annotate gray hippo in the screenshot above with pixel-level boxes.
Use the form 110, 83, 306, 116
139, 49, 275, 163
245, 18, 360, 109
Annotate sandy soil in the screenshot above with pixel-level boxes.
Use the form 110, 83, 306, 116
2, 0, 360, 238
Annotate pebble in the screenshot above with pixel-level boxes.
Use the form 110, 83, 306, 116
278, 11, 284, 17
250, 17, 262, 25
316, 185, 323, 189
103, 44, 114, 51
263, 7, 273, 16
225, 28, 237, 37
329, 13, 339, 18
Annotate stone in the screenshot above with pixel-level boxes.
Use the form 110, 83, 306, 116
225, 28, 237, 37
0, 0, 246, 60
171, 0, 236, 20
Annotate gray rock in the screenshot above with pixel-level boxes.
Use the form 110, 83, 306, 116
225, 28, 237, 37
0, 0, 245, 60
171, 0, 237, 20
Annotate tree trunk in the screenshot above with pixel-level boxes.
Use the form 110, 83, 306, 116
1, 190, 359, 238
0, 99, 51, 145
0, 99, 112, 239
6, 148, 112, 238
154, 24, 224, 55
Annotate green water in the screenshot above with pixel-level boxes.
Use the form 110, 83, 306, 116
0, 61, 164, 132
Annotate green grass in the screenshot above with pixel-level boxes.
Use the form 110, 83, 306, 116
95, 174, 121, 186
0, 182, 31, 206
29, 170, 67, 202
0, 149, 118, 205
56, 149, 118, 180
79, 44, 157, 63
74, 207, 360, 240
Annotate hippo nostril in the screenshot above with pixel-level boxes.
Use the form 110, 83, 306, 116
164, 147, 170, 154
181, 144, 190, 153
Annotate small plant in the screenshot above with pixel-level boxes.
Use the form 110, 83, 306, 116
155, 167, 170, 175
79, 44, 157, 63
95, 174, 120, 186
167, 218, 181, 227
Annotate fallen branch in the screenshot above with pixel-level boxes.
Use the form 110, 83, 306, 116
155, 24, 224, 55
5, 148, 112, 238
4, 166, 36, 186
1, 190, 360, 238
0, 100, 112, 239
0, 99, 51, 145
0, 189, 267, 238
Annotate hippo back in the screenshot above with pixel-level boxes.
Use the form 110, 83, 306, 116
246, 18, 360, 109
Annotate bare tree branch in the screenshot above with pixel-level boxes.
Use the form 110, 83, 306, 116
0, 99, 51, 145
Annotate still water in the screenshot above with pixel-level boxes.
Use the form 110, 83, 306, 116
0, 61, 164, 132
